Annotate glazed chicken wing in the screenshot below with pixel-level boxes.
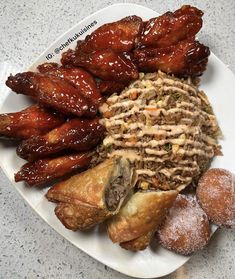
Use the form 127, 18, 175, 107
173, 4, 203, 17
76, 16, 143, 53
15, 152, 92, 187
6, 72, 96, 117
61, 49, 77, 67
134, 39, 210, 76
0, 104, 65, 139
37, 64, 102, 106
16, 118, 105, 162
37, 62, 60, 73
62, 49, 139, 82
97, 80, 128, 95
140, 5, 203, 48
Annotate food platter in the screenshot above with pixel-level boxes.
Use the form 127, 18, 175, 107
0, 3, 235, 278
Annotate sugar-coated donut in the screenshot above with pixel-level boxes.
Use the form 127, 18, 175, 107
157, 194, 211, 255
196, 168, 235, 228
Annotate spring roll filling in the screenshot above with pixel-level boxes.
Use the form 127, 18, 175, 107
105, 158, 132, 211
105, 175, 128, 211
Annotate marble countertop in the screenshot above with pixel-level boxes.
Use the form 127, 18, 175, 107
0, 0, 234, 278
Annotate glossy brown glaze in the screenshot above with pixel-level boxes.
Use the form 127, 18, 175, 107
61, 49, 77, 66
37, 62, 60, 73
37, 65, 102, 106
64, 49, 139, 82
173, 4, 203, 17
0, 104, 65, 139
15, 152, 92, 186
16, 118, 105, 161
134, 38, 210, 76
76, 16, 143, 53
140, 5, 203, 48
98, 80, 127, 95
6, 72, 97, 117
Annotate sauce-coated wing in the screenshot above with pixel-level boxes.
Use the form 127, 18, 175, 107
16, 118, 105, 161
37, 65, 102, 106
63, 49, 139, 82
15, 152, 92, 186
98, 80, 127, 95
140, 5, 203, 48
61, 49, 76, 67
134, 39, 210, 76
76, 16, 143, 53
37, 62, 60, 73
173, 5, 203, 17
0, 104, 65, 139
6, 72, 97, 117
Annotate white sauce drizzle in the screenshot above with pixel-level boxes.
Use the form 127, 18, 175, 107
99, 71, 221, 190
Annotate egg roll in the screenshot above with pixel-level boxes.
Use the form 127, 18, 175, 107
107, 190, 178, 249
46, 157, 135, 230
120, 231, 153, 251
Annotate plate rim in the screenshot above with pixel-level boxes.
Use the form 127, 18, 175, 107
1, 3, 234, 278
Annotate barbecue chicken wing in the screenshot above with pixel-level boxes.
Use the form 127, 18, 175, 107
37, 62, 60, 73
61, 49, 139, 82
6, 72, 97, 117
134, 39, 210, 76
140, 5, 203, 48
15, 152, 92, 186
61, 49, 76, 66
16, 118, 105, 161
76, 16, 143, 53
0, 104, 65, 139
37, 64, 102, 106
98, 80, 127, 95
173, 4, 203, 17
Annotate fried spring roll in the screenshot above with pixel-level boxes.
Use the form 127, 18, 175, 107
14, 152, 92, 187
0, 104, 65, 139
120, 231, 153, 251
46, 157, 135, 230
107, 190, 178, 250
16, 118, 105, 162
6, 72, 97, 117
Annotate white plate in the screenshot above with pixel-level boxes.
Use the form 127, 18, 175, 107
1, 3, 235, 278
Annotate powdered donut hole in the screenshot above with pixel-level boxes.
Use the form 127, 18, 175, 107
157, 194, 211, 255
196, 168, 235, 228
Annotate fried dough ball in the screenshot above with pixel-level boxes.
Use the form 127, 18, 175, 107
196, 168, 235, 228
157, 194, 211, 255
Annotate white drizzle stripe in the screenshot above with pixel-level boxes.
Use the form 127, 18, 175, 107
99, 71, 220, 190
105, 138, 213, 153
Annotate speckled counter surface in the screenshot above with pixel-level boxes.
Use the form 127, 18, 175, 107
0, 0, 234, 278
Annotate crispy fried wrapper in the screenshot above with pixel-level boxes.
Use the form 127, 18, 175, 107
120, 231, 153, 251
46, 157, 135, 230
107, 190, 178, 250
